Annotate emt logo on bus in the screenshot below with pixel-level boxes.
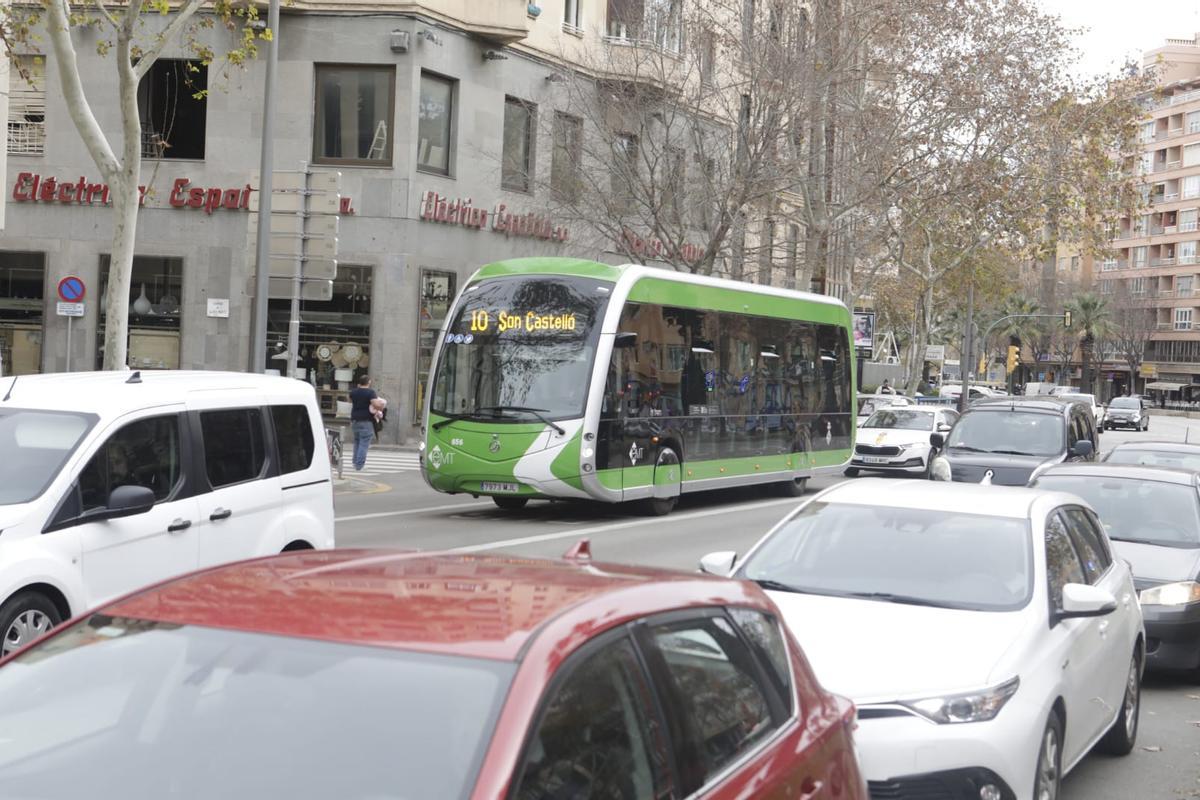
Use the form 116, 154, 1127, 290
468, 310, 578, 333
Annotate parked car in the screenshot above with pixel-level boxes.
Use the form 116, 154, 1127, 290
1049, 386, 1080, 396
845, 406, 958, 478
1060, 392, 1105, 428
0, 371, 335, 657
1105, 396, 1149, 431
1029, 463, 1200, 673
856, 393, 916, 427
930, 396, 1099, 485
939, 383, 1002, 401
1105, 441, 1200, 471
0, 548, 868, 800
701, 479, 1144, 800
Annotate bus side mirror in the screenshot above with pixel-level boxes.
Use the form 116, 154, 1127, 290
614, 332, 638, 349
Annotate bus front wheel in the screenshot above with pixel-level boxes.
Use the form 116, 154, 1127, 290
492, 496, 529, 511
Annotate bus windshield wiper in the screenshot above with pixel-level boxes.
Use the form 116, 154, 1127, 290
478, 406, 566, 435
431, 412, 476, 431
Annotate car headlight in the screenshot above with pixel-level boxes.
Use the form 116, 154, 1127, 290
1139, 581, 1200, 606
931, 456, 952, 481
901, 677, 1019, 724
1130, 412, 1141, 420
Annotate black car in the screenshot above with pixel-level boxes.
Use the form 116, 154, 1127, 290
1105, 396, 1149, 431
1029, 463, 1200, 673
929, 396, 1098, 486
1105, 441, 1200, 470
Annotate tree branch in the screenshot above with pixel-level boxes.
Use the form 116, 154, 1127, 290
133, 0, 205, 80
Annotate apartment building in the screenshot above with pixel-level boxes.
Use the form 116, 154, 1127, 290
1, 0, 820, 441
1104, 33, 1200, 397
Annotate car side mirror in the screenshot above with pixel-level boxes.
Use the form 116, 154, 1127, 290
1054, 583, 1117, 623
100, 485, 156, 520
930, 432, 946, 448
937, 423, 953, 433
1070, 440, 1094, 458
699, 551, 738, 576
613, 332, 638, 349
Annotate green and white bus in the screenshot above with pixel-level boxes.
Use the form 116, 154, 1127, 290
420, 258, 855, 514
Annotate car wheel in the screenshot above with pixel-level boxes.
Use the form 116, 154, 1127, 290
492, 496, 529, 511
1097, 650, 1141, 755
0, 591, 62, 658
1033, 712, 1063, 800
843, 467, 860, 477
775, 476, 808, 497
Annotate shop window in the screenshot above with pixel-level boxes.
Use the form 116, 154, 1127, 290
414, 270, 456, 423
313, 64, 395, 166
266, 264, 373, 418
97, 255, 183, 370
8, 55, 46, 156
502, 97, 536, 193
418, 72, 455, 175
0, 251, 45, 376
138, 59, 207, 160
551, 112, 583, 202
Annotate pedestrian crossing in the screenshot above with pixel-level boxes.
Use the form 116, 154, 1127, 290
340, 451, 422, 477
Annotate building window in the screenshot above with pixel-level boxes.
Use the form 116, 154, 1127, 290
551, 112, 583, 202
313, 65, 394, 167
1189, 111, 1200, 134
1177, 275, 1194, 296
418, 72, 455, 175
1175, 308, 1193, 331
1099, 279, 1113, 294
8, 55, 45, 156
1186, 143, 1200, 168
1185, 176, 1200, 199
1181, 209, 1198, 232
1133, 246, 1148, 267
1181, 240, 1198, 265
502, 97, 536, 193
97, 255, 184, 370
699, 31, 716, 86
1139, 121, 1155, 143
0, 251, 45, 375
1071, 256, 1080, 271
563, 0, 582, 32
414, 270, 456, 423
1130, 277, 1146, 296
611, 132, 639, 209
138, 59, 207, 160
607, 0, 681, 51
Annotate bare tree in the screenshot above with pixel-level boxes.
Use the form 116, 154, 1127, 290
1105, 281, 1156, 395
3, 3, 264, 369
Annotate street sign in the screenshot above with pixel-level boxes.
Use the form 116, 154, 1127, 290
56, 301, 85, 317
925, 344, 946, 361
268, 256, 337, 280
246, 276, 334, 302
57, 275, 85, 303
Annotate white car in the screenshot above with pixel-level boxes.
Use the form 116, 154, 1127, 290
1063, 392, 1105, 427
0, 371, 336, 657
701, 479, 1144, 800
939, 383, 1002, 401
856, 393, 915, 427
846, 406, 958, 477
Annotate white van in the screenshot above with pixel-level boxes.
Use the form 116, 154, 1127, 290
0, 371, 335, 656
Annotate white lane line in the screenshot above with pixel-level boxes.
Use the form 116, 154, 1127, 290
445, 497, 802, 554
336, 502, 486, 522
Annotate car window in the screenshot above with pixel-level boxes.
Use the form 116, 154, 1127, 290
77, 415, 182, 512
0, 409, 96, 506
1045, 511, 1086, 611
514, 636, 672, 800
1061, 508, 1109, 583
271, 406, 316, 475
1106, 447, 1200, 471
645, 616, 779, 786
200, 409, 267, 488
727, 608, 793, 712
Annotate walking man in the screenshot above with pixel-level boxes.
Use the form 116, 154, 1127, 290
350, 375, 379, 471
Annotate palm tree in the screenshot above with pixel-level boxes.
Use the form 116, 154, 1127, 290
1067, 293, 1111, 394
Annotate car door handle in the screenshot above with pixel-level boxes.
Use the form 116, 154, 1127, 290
167, 519, 192, 533
209, 508, 233, 522
798, 778, 824, 800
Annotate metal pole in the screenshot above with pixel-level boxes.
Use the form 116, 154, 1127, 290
959, 280, 974, 413
65, 316, 72, 373
286, 161, 308, 379
249, 0, 280, 373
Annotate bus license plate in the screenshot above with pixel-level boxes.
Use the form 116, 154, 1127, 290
862, 456, 889, 464
482, 481, 519, 493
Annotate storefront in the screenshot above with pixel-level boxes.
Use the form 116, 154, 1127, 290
96, 255, 184, 370
0, 251, 45, 376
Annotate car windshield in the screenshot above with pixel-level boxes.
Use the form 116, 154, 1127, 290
1032, 475, 1200, 548
739, 502, 1032, 611
0, 408, 96, 505
946, 410, 1064, 457
1106, 447, 1200, 472
1110, 397, 1140, 409
430, 275, 610, 422
863, 409, 934, 430
0, 616, 515, 800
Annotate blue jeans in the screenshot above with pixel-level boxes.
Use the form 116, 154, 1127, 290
352, 421, 375, 471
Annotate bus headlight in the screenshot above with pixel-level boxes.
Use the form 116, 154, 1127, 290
931, 457, 952, 482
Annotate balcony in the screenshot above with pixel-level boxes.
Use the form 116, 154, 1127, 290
1168, 127, 1185, 137
1164, 89, 1200, 108
1182, 221, 1199, 232
7, 121, 44, 156
1181, 255, 1199, 265
418, 1, 531, 44
1168, 160, 1183, 170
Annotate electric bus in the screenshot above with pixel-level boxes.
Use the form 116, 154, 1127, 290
420, 257, 855, 514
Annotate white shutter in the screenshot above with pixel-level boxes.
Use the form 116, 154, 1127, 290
1184, 143, 1200, 168
7, 55, 45, 156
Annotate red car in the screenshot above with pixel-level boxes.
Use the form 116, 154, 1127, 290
0, 546, 866, 800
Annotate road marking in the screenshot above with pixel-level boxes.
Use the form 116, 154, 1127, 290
336, 501, 485, 522
445, 497, 802, 554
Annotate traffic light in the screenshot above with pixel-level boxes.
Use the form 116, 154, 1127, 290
1007, 345, 1019, 374
978, 356, 988, 377
1063, 309, 1072, 329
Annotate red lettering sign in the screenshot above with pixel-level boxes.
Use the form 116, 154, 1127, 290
418, 190, 569, 242
622, 228, 702, 265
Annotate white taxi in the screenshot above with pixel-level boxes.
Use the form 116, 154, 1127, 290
846, 406, 957, 478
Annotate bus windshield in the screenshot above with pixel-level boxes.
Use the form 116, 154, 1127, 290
430, 275, 611, 422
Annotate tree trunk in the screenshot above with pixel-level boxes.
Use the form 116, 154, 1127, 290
103, 174, 140, 370
1080, 333, 1093, 394
903, 283, 934, 396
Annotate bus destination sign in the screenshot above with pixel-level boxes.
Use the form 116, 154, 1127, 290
467, 310, 578, 333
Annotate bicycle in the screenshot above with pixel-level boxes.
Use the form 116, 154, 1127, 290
326, 427, 344, 480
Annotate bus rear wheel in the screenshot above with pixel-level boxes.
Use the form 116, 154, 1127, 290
775, 477, 808, 497
492, 496, 529, 511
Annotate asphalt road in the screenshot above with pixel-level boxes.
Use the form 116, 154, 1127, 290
335, 411, 1200, 800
